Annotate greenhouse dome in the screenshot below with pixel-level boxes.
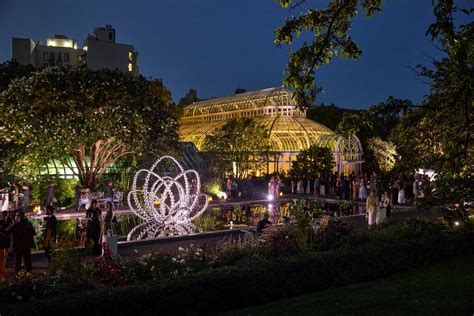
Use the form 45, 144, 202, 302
179, 87, 363, 175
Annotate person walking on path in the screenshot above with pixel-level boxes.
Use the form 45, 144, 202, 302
0, 211, 11, 281
366, 191, 378, 227
11, 211, 36, 273
44, 205, 57, 264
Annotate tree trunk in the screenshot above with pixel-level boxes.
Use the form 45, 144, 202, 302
65, 139, 132, 190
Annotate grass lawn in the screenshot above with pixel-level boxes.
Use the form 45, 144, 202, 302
227, 255, 474, 315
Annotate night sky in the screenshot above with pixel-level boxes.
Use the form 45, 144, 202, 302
0, 0, 466, 108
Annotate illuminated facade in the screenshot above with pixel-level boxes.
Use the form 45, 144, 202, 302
179, 87, 363, 175
12, 25, 139, 76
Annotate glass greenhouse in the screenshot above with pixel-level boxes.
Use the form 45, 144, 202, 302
179, 87, 363, 175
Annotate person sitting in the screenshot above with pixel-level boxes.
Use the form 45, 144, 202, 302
256, 213, 272, 235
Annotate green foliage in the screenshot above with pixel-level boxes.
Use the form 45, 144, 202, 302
367, 137, 397, 173
2, 221, 471, 315
290, 144, 334, 178
194, 214, 217, 232
307, 103, 359, 130
57, 220, 76, 239
49, 239, 95, 284
0, 61, 35, 93
0, 66, 178, 188
203, 118, 270, 179
31, 178, 76, 207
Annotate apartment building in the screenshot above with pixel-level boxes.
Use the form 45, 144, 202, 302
12, 25, 139, 76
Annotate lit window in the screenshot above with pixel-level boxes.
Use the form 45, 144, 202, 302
128, 63, 133, 72
128, 51, 133, 62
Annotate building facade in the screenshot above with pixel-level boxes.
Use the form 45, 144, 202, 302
179, 87, 363, 176
12, 25, 139, 76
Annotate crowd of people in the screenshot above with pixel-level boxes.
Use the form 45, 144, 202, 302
0, 199, 116, 279
289, 171, 431, 206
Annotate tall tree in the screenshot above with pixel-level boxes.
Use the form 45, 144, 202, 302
290, 144, 334, 179
0, 67, 178, 189
203, 118, 270, 179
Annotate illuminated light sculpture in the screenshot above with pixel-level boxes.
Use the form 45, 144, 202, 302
127, 156, 208, 240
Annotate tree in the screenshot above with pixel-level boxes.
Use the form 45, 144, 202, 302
202, 118, 270, 179
0, 66, 178, 189
0, 61, 36, 92
394, 2, 473, 204
275, 0, 384, 106
306, 103, 359, 130
178, 89, 199, 106
291, 145, 334, 179
336, 97, 412, 173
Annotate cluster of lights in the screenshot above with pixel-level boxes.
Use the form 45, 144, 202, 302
127, 156, 208, 240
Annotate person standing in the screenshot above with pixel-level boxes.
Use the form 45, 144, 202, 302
0, 211, 11, 280
412, 175, 419, 205
297, 177, 304, 194
359, 178, 367, 201
47, 182, 56, 206
44, 205, 57, 264
102, 201, 114, 238
11, 211, 36, 273
1, 188, 9, 212
86, 208, 102, 256
226, 178, 232, 200
20, 184, 30, 213
398, 180, 406, 205
366, 192, 378, 227
105, 181, 114, 204
313, 176, 320, 196
382, 192, 392, 222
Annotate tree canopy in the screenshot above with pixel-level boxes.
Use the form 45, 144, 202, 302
203, 118, 270, 179
290, 144, 334, 179
0, 66, 178, 189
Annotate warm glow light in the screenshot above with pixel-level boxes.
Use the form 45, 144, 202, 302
279, 192, 283, 196
128, 63, 133, 72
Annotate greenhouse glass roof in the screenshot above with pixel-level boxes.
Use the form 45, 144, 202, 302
179, 87, 339, 153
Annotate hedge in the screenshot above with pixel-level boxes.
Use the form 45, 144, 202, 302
3, 228, 472, 315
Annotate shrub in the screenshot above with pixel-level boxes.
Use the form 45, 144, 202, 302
4, 224, 471, 315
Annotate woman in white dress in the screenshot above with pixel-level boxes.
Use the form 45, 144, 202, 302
366, 191, 378, 226
398, 181, 406, 205
358, 178, 367, 201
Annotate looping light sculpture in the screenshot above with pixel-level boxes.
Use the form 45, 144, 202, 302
127, 156, 208, 240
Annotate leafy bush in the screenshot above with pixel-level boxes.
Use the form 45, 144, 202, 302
57, 219, 77, 240
4, 223, 471, 315
194, 214, 217, 232
31, 178, 77, 208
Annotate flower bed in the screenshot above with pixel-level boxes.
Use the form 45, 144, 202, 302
1, 221, 472, 315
